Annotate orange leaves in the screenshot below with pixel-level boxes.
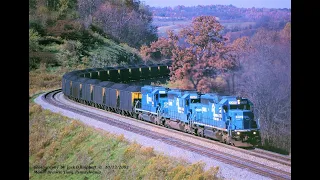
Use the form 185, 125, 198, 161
46, 20, 82, 36
141, 15, 235, 92
139, 45, 151, 61
139, 37, 175, 62
280, 22, 291, 43
197, 77, 227, 93
231, 36, 250, 53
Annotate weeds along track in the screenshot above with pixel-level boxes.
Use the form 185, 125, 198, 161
43, 89, 291, 180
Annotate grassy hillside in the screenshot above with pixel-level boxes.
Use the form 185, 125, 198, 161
29, 25, 142, 70
29, 27, 142, 97
29, 102, 221, 180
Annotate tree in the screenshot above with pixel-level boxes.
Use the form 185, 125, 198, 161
56, 40, 83, 67
235, 27, 291, 153
280, 22, 291, 43
77, 0, 104, 20
29, 29, 42, 70
141, 16, 236, 92
58, 0, 69, 16
140, 36, 175, 62
29, 29, 41, 53
225, 36, 253, 94
77, 0, 157, 48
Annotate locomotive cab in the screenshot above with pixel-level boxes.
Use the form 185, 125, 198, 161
185, 92, 202, 121
152, 88, 169, 114
223, 97, 261, 146
139, 86, 169, 114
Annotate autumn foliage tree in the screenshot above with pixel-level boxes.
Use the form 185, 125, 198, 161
235, 23, 291, 153
78, 0, 157, 48
223, 36, 254, 94
141, 16, 236, 92
140, 36, 175, 62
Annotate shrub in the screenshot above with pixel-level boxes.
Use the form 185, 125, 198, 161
56, 40, 83, 67
124, 142, 142, 159
29, 29, 41, 52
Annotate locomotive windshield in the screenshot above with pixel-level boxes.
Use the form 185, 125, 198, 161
160, 94, 167, 98
230, 104, 251, 110
191, 98, 201, 103
200, 98, 214, 104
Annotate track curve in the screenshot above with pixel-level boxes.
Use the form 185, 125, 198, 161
41, 89, 291, 180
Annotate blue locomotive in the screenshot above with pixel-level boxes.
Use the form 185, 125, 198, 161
135, 86, 261, 147
62, 64, 261, 148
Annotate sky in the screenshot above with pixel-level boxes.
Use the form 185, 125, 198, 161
142, 0, 291, 9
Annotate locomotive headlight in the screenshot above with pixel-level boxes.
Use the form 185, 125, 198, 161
253, 132, 256, 135
236, 132, 240, 135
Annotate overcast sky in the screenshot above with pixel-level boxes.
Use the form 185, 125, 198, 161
142, 0, 291, 9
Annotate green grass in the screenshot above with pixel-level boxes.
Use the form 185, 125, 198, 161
29, 65, 69, 97
29, 102, 222, 180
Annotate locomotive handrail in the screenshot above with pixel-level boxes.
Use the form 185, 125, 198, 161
156, 105, 162, 117
228, 123, 232, 136
134, 100, 141, 113
189, 112, 197, 127
187, 110, 192, 123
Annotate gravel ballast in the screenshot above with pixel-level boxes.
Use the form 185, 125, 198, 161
57, 92, 290, 173
34, 93, 276, 180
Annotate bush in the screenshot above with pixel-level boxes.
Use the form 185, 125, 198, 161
56, 40, 83, 67
29, 29, 41, 52
29, 21, 46, 36
29, 66, 65, 96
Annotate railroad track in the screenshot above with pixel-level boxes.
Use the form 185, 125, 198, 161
42, 89, 291, 180
182, 134, 291, 167
57, 87, 291, 167
252, 148, 290, 165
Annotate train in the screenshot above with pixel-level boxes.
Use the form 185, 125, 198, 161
62, 62, 261, 147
